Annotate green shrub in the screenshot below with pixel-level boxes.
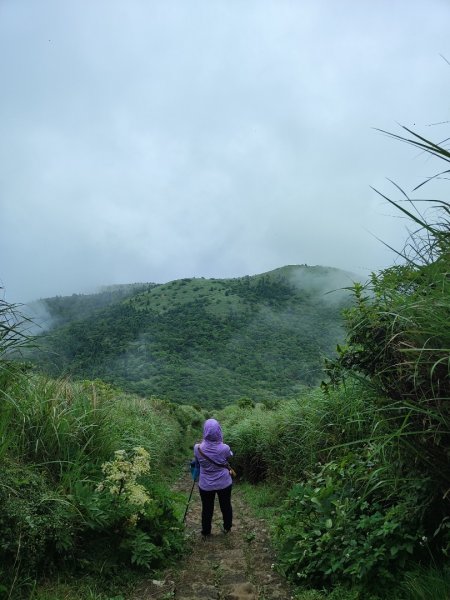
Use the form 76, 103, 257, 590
325, 130, 450, 505
0, 460, 75, 573
0, 370, 190, 595
73, 448, 184, 572
275, 452, 429, 588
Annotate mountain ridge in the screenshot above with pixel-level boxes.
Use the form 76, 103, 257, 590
29, 265, 357, 407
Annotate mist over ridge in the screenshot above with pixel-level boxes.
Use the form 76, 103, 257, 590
27, 264, 354, 408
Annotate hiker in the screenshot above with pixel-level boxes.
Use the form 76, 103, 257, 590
194, 418, 234, 537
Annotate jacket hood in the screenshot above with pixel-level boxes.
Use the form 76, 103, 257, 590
203, 418, 223, 442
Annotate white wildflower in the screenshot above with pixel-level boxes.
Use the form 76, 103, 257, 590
95, 447, 152, 509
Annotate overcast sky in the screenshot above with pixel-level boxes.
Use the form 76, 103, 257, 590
1, 0, 449, 304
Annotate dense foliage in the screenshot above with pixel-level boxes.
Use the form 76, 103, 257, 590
221, 130, 450, 598
224, 380, 447, 597
28, 266, 350, 406
0, 298, 205, 599
326, 225, 449, 500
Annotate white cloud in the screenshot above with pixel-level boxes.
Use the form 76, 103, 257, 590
1, 0, 449, 302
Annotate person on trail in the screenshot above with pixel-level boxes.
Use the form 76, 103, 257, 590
194, 418, 233, 537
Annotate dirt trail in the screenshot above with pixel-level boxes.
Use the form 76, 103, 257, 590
132, 472, 294, 600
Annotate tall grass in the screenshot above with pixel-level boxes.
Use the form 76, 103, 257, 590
332, 207, 450, 497
221, 126, 449, 594
0, 368, 198, 597
2, 377, 186, 477
0, 289, 33, 360
401, 567, 450, 600
222, 378, 387, 484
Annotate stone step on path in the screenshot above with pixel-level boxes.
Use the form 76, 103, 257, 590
131, 472, 294, 600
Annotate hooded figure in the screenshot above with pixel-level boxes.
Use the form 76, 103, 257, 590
194, 418, 233, 536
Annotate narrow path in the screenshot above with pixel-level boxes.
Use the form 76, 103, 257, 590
132, 472, 294, 600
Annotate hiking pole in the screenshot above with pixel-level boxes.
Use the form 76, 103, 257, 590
183, 479, 196, 523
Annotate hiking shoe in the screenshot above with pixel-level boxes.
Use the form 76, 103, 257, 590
222, 527, 231, 534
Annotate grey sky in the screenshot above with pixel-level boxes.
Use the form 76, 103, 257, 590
1, 0, 449, 303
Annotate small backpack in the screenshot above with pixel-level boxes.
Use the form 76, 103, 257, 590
190, 458, 200, 481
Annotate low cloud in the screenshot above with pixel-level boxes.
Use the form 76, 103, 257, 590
1, 0, 449, 303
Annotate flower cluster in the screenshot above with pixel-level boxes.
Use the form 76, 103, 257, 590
96, 447, 151, 513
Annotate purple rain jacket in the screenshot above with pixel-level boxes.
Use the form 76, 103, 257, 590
194, 418, 233, 491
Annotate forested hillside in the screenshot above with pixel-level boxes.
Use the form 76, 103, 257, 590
28, 265, 353, 406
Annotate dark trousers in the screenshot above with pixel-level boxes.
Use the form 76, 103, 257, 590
199, 484, 233, 535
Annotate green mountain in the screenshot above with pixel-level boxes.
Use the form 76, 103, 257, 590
29, 265, 356, 407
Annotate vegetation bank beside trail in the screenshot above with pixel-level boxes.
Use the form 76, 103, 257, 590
213, 125, 450, 600
0, 362, 206, 599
